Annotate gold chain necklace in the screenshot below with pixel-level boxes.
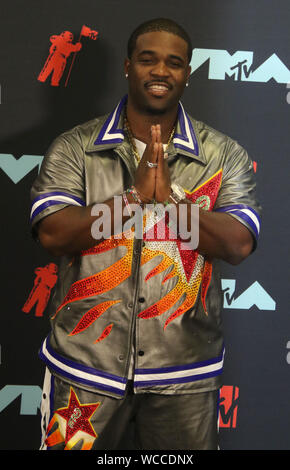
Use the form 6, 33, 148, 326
124, 115, 175, 164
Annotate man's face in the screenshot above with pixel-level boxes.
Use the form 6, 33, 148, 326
125, 31, 191, 115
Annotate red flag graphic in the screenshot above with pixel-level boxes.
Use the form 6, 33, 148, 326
81, 25, 99, 40
65, 25, 99, 87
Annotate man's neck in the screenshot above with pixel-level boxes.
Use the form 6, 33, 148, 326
125, 99, 178, 145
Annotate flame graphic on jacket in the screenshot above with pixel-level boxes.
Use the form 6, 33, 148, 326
53, 170, 222, 342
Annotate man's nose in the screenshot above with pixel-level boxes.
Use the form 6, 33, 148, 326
150, 61, 170, 77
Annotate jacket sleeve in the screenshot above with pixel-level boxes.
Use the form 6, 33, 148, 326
213, 138, 262, 248
29, 129, 86, 237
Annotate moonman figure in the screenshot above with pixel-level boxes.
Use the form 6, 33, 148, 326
30, 18, 261, 450
38, 31, 82, 86
22, 263, 58, 317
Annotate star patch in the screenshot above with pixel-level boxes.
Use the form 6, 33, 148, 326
55, 387, 100, 444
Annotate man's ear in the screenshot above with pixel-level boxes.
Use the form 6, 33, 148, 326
186, 64, 191, 81
124, 58, 130, 76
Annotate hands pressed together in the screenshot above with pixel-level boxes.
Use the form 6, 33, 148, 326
133, 124, 171, 204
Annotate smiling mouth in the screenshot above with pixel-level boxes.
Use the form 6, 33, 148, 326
145, 82, 171, 97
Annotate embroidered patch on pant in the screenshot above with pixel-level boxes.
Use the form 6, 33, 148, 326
45, 387, 101, 450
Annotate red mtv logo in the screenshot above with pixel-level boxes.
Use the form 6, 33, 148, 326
219, 385, 239, 428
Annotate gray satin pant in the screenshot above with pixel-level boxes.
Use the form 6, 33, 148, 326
40, 368, 219, 450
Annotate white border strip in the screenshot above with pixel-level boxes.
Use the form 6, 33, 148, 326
227, 207, 260, 234
173, 102, 196, 151
102, 100, 124, 141
134, 354, 224, 383
41, 338, 127, 393
30, 195, 83, 219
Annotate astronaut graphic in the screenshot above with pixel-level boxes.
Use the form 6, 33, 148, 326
22, 263, 58, 317
38, 31, 82, 86
38, 26, 98, 87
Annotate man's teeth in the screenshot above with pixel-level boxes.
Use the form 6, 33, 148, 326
148, 85, 168, 90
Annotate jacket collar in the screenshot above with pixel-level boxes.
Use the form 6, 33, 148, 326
86, 95, 207, 164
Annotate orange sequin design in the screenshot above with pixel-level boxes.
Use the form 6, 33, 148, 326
53, 170, 222, 338
55, 236, 133, 313
94, 323, 114, 343
68, 301, 120, 337
52, 232, 134, 341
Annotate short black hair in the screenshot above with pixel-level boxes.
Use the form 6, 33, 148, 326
127, 18, 192, 63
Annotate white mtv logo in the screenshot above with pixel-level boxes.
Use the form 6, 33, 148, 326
0, 154, 43, 183
222, 279, 276, 310
0, 385, 42, 415
190, 49, 290, 83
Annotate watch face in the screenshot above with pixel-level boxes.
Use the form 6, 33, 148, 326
172, 183, 185, 200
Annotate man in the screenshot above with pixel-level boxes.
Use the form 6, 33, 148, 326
31, 18, 261, 450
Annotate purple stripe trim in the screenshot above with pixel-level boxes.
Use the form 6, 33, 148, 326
30, 192, 85, 223
30, 200, 68, 222
39, 349, 126, 396
134, 369, 223, 388
42, 372, 55, 450
94, 95, 127, 146
215, 204, 260, 221
227, 210, 259, 237
215, 205, 260, 237
31, 191, 85, 207
135, 349, 224, 375
49, 374, 55, 424
42, 335, 127, 384
93, 96, 199, 157
173, 103, 199, 156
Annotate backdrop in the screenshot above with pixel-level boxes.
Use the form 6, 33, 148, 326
0, 0, 289, 451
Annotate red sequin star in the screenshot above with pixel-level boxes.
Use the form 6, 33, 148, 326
178, 170, 222, 280
144, 170, 223, 281
56, 388, 100, 444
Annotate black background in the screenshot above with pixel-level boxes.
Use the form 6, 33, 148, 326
0, 0, 289, 450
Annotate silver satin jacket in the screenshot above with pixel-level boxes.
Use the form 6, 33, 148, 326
30, 95, 261, 399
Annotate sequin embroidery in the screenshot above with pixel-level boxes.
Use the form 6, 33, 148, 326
53, 170, 222, 338
45, 387, 100, 450
139, 170, 222, 328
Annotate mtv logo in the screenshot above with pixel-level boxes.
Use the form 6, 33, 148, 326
0, 154, 43, 184
219, 385, 239, 428
190, 49, 290, 83
222, 279, 276, 310
0, 385, 42, 415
